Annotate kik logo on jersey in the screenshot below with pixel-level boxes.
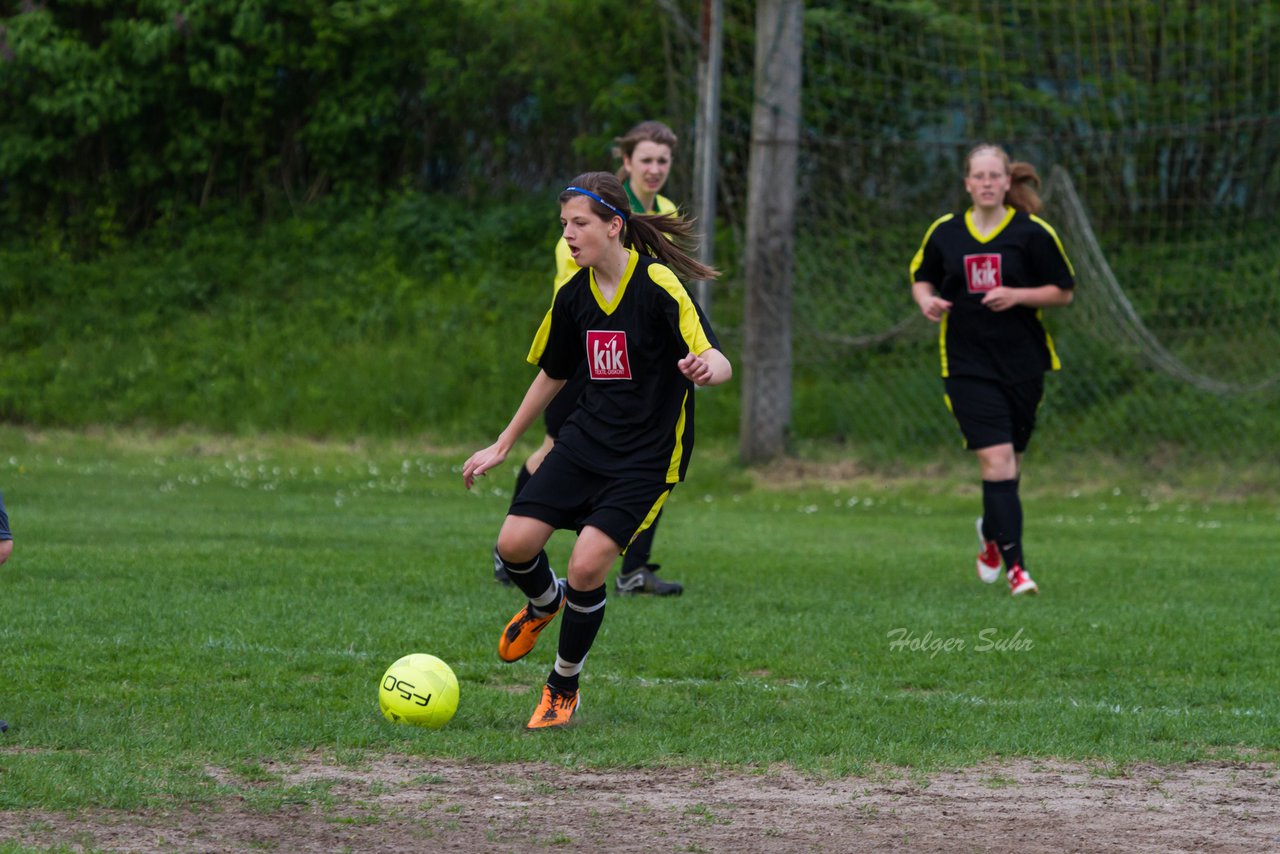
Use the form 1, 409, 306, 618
964, 254, 1002, 293
586, 330, 632, 380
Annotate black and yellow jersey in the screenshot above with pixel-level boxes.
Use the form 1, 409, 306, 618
545, 192, 681, 436
910, 207, 1075, 383
528, 247, 718, 484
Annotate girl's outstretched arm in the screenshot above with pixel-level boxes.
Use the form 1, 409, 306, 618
463, 371, 567, 489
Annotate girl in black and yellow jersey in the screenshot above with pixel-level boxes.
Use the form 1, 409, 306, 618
499, 121, 687, 596
464, 172, 731, 728
909, 144, 1075, 597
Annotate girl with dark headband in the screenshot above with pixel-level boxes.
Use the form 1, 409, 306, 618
496, 120, 687, 596
464, 171, 730, 728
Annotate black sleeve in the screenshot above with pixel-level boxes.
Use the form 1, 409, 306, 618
538, 291, 584, 380
918, 236, 947, 285
1027, 224, 1075, 290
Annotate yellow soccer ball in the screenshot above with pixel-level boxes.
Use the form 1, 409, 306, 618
378, 654, 459, 728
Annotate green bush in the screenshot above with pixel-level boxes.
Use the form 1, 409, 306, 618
0, 193, 575, 438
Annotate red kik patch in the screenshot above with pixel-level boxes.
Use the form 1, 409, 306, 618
964, 254, 1002, 293
586, 330, 631, 380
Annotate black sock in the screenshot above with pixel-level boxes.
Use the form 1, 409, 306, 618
982, 479, 1024, 569
547, 583, 607, 693
513, 464, 533, 498
499, 550, 559, 612
621, 511, 662, 574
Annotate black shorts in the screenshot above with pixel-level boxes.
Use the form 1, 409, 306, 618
544, 367, 588, 440
0, 491, 9, 540
943, 375, 1044, 453
508, 447, 672, 551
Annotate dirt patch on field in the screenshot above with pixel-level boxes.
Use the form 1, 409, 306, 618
2, 756, 1277, 852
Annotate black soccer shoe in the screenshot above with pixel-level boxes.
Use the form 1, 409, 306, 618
493, 544, 513, 586
615, 564, 683, 596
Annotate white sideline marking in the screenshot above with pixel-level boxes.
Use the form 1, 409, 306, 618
202, 638, 1268, 719
203, 637, 379, 660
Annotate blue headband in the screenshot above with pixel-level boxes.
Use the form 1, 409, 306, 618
565, 186, 629, 221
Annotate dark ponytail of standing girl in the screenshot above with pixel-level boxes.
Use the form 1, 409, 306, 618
559, 172, 719, 283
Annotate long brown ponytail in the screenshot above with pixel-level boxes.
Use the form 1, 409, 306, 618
559, 172, 719, 282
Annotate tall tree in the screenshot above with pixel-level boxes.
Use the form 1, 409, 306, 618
739, 0, 802, 463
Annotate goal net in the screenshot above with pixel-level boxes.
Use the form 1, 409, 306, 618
679, 0, 1280, 459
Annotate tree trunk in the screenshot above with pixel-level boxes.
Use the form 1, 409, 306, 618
739, 0, 803, 463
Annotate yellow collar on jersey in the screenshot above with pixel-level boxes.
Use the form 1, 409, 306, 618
964, 205, 1016, 243
588, 248, 641, 315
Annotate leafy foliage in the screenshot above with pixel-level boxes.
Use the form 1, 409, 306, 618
0, 0, 689, 246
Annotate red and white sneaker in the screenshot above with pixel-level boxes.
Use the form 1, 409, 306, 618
1007, 564, 1038, 596
975, 517, 1001, 584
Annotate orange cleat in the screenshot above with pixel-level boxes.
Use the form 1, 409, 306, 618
498, 590, 563, 663
526, 684, 581, 729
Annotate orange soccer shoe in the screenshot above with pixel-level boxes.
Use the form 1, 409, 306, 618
498, 589, 564, 663
526, 684, 581, 730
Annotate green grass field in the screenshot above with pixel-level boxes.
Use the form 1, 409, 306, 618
1, 427, 1276, 812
